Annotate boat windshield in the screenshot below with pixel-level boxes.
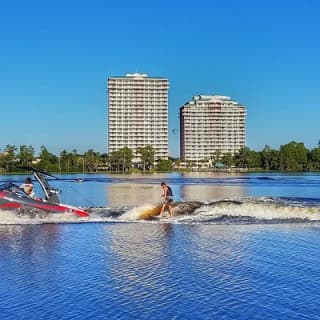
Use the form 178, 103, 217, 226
0, 182, 30, 197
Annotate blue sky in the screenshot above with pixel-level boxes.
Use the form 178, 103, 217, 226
1, 0, 319, 157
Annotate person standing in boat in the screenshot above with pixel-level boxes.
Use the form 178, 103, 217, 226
160, 182, 173, 218
20, 177, 35, 198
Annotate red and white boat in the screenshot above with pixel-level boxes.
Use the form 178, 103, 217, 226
0, 166, 89, 217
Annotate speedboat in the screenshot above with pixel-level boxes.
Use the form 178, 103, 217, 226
0, 166, 89, 217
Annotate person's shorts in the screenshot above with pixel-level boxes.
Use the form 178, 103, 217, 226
164, 196, 173, 204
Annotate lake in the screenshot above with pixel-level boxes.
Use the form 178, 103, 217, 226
1, 172, 320, 319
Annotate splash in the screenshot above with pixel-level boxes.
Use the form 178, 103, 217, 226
1, 197, 320, 225
0, 208, 89, 225
122, 197, 320, 223
121, 204, 163, 220
187, 198, 320, 223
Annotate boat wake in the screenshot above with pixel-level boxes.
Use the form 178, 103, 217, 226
1, 196, 320, 225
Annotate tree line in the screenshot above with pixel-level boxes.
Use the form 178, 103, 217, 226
227, 142, 320, 171
0, 144, 172, 173
0, 141, 320, 173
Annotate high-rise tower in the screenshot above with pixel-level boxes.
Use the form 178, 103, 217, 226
180, 95, 246, 161
108, 73, 169, 160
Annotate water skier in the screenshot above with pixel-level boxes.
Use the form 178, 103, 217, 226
160, 182, 173, 218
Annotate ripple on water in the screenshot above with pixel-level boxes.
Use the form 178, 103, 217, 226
1, 223, 320, 319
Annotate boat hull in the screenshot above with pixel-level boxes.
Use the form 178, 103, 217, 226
0, 191, 89, 217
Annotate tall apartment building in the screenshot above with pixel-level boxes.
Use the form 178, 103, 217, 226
107, 73, 169, 160
180, 95, 246, 161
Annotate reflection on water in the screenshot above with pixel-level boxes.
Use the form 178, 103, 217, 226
105, 183, 247, 207
106, 184, 161, 206
0, 225, 60, 254
2, 172, 320, 320
102, 223, 320, 319
105, 223, 251, 302
181, 185, 246, 202
103, 223, 177, 307
1, 221, 320, 319
0, 224, 61, 285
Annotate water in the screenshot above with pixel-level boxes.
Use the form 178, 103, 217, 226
1, 172, 320, 319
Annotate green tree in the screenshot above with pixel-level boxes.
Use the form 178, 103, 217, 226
2, 145, 17, 172
234, 147, 250, 168
70, 149, 79, 171
38, 146, 59, 171
268, 149, 280, 170
221, 152, 234, 168
0, 153, 5, 172
261, 145, 273, 170
59, 150, 68, 172
59, 150, 76, 172
119, 147, 133, 172
308, 147, 320, 170
279, 141, 308, 171
109, 148, 133, 173
247, 149, 261, 168
157, 159, 173, 172
260, 145, 280, 170
84, 149, 101, 172
109, 150, 119, 172
18, 145, 35, 167
137, 145, 155, 171
100, 153, 109, 171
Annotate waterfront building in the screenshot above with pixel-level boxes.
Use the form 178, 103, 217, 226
180, 95, 246, 161
107, 73, 169, 161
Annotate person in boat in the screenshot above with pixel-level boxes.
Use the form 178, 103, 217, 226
160, 182, 173, 217
20, 177, 35, 198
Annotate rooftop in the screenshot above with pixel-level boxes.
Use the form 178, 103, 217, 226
183, 94, 245, 107
108, 73, 168, 80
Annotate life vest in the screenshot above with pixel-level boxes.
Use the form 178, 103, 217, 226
167, 186, 173, 197
21, 183, 35, 198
